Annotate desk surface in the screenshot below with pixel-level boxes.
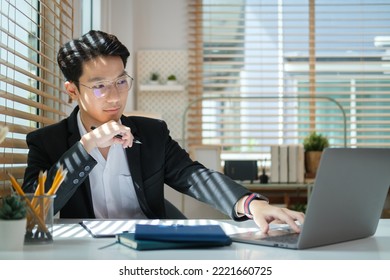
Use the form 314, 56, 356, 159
1, 219, 389, 260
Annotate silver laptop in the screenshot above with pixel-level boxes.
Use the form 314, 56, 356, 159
230, 148, 390, 249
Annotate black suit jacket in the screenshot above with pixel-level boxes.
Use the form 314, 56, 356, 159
22, 106, 250, 220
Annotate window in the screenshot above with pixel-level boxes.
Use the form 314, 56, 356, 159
0, 0, 73, 190
187, 0, 390, 160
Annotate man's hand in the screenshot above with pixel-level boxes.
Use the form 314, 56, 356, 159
236, 195, 305, 234
80, 120, 134, 152
249, 200, 305, 233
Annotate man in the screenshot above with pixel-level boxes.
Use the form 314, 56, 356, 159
22, 30, 304, 233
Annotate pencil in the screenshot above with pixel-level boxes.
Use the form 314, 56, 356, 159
47, 165, 67, 195
38, 170, 46, 231
7, 171, 25, 196
43, 166, 67, 217
31, 170, 45, 208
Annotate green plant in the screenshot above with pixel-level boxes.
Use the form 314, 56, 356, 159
167, 74, 177, 81
0, 194, 27, 220
290, 203, 307, 213
150, 72, 159, 81
303, 132, 329, 151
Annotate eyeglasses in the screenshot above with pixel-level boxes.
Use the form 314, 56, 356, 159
79, 73, 134, 99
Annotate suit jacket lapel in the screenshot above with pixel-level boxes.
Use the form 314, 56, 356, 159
67, 108, 82, 147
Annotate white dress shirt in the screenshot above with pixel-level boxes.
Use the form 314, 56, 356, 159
77, 113, 147, 219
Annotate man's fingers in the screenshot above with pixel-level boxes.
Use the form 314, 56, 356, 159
253, 217, 270, 234
252, 205, 304, 234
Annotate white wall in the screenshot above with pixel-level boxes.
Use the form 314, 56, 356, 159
100, 0, 188, 112
132, 0, 188, 51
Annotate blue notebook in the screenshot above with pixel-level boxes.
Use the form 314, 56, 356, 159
134, 224, 232, 244
117, 232, 231, 250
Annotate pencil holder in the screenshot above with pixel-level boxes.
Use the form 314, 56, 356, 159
24, 194, 56, 244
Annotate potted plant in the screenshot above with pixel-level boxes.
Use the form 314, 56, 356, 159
303, 132, 329, 179
0, 125, 27, 250
166, 74, 177, 85
149, 72, 160, 84
0, 194, 27, 250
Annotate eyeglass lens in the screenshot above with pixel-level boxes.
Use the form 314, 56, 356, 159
92, 75, 133, 98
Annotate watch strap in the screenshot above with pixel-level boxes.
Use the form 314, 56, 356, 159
243, 193, 269, 219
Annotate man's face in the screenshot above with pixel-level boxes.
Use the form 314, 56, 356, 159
74, 55, 129, 127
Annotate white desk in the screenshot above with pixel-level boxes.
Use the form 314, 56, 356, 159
1, 219, 390, 260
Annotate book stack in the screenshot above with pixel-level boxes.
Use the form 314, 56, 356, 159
270, 144, 305, 183
116, 224, 232, 251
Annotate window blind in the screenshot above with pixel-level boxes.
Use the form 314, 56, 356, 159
187, 0, 390, 160
0, 0, 73, 193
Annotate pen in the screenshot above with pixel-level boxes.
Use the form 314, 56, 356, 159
90, 126, 142, 144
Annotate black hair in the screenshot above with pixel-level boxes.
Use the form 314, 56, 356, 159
57, 30, 130, 85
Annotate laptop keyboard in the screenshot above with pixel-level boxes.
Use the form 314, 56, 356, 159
262, 232, 299, 244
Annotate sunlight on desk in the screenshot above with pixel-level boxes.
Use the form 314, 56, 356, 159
75, 219, 259, 238
53, 223, 89, 238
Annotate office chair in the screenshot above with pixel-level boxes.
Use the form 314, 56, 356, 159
164, 199, 187, 219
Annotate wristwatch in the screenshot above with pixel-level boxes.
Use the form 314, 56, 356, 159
244, 193, 269, 219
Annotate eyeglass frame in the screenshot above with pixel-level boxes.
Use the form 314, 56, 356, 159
78, 73, 134, 99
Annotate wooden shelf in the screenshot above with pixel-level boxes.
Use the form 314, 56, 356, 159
241, 182, 312, 208
139, 84, 185, 92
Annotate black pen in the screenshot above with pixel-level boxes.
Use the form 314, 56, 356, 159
90, 126, 142, 144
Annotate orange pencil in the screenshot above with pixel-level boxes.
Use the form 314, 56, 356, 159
31, 170, 45, 208
37, 170, 45, 231
7, 171, 25, 196
47, 165, 67, 195
43, 166, 67, 219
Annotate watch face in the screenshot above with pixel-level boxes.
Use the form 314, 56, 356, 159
252, 193, 269, 203
256, 194, 269, 203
